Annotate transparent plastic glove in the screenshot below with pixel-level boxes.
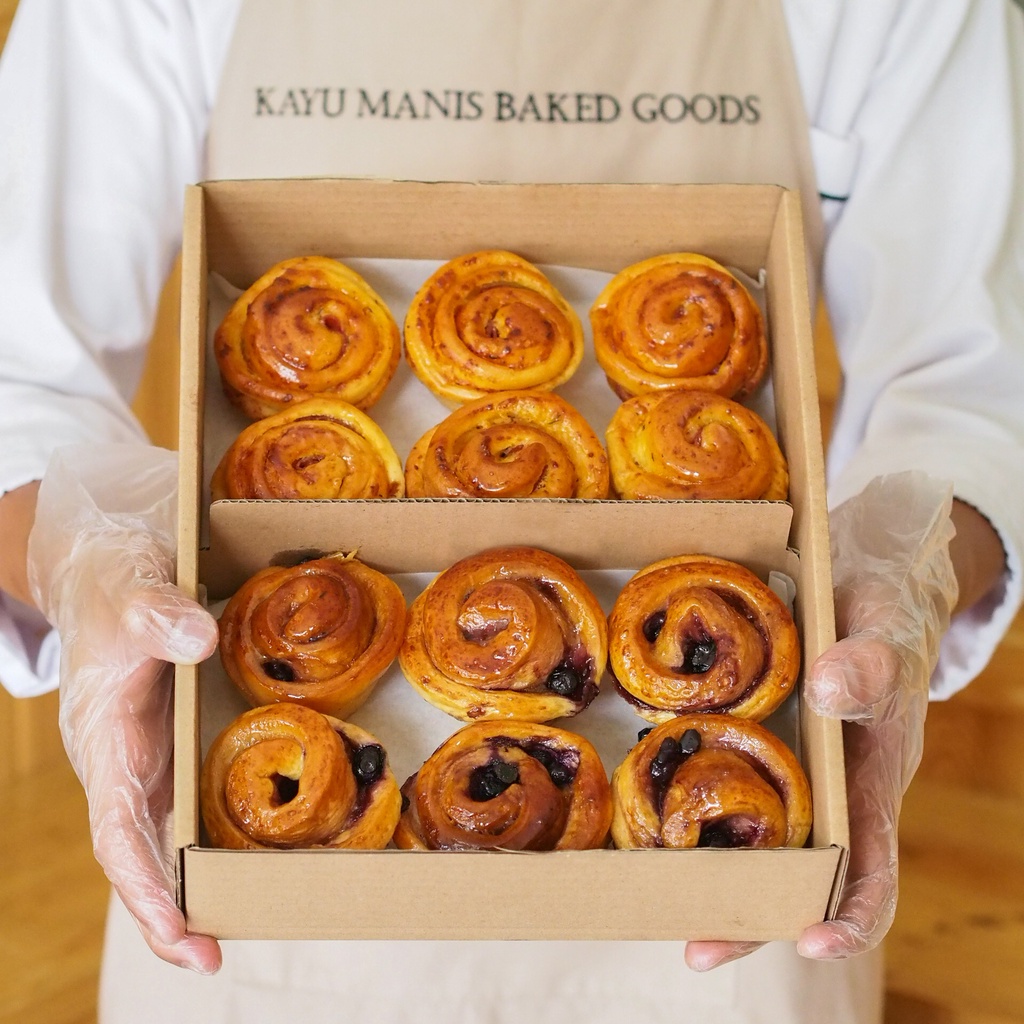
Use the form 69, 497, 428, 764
27, 444, 221, 974
686, 471, 958, 971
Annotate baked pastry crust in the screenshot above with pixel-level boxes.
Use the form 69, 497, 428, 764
611, 714, 812, 850
211, 397, 404, 500
591, 253, 767, 400
214, 255, 400, 418
609, 555, 799, 723
404, 250, 584, 407
200, 703, 401, 850
400, 546, 607, 722
219, 553, 406, 718
394, 720, 612, 851
405, 389, 609, 498
606, 389, 788, 500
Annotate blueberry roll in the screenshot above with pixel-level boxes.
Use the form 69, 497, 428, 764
609, 555, 799, 723
201, 703, 402, 850
395, 721, 612, 850
611, 715, 811, 850
219, 553, 406, 718
399, 546, 607, 722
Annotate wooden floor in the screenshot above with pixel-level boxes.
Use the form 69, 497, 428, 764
2, 2, 1024, 1022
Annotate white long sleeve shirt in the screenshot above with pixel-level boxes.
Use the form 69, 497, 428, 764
0, 0, 1022, 697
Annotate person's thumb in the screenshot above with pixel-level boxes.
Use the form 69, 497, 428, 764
122, 583, 219, 664
804, 635, 901, 721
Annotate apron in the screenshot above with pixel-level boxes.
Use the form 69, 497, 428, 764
103, 3, 875, 1021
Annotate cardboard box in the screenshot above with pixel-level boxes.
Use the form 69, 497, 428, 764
174, 178, 848, 941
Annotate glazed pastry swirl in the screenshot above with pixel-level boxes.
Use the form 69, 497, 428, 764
606, 390, 788, 500
609, 555, 799, 723
400, 546, 608, 722
611, 715, 811, 850
404, 250, 584, 407
200, 703, 402, 850
219, 554, 407, 718
591, 253, 767, 400
211, 398, 404, 500
405, 390, 609, 498
215, 256, 401, 419
394, 721, 612, 850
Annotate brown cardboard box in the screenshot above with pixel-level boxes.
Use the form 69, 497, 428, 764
174, 178, 848, 940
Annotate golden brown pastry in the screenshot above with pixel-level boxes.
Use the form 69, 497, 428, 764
606, 389, 788, 500
219, 553, 406, 718
214, 255, 400, 418
201, 702, 401, 850
400, 546, 607, 722
591, 253, 767, 400
394, 720, 612, 850
609, 555, 799, 723
211, 397, 404, 500
405, 390, 609, 498
404, 250, 584, 407
611, 715, 811, 850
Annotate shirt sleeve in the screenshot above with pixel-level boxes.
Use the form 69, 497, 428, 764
0, 0, 227, 695
810, 0, 1024, 698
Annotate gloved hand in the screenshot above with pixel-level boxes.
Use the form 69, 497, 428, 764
685, 471, 959, 970
28, 443, 222, 974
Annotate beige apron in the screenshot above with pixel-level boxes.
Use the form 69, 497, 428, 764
206, 0, 824, 267
102, 3, 878, 1021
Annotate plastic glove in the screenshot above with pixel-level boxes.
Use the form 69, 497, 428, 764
686, 471, 959, 970
27, 443, 221, 974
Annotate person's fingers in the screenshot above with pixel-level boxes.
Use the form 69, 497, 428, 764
142, 926, 223, 975
684, 940, 764, 972
122, 581, 219, 664
804, 636, 901, 721
798, 726, 900, 960
92, 793, 222, 973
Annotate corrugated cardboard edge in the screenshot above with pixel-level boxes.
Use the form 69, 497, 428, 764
767, 191, 849, 914
174, 185, 207, 858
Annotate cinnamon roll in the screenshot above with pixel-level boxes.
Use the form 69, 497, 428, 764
214, 255, 401, 418
201, 703, 401, 850
611, 715, 812, 850
399, 546, 607, 722
211, 397, 404, 500
591, 253, 767, 400
219, 553, 406, 718
609, 555, 799, 723
394, 720, 612, 851
404, 250, 584, 407
405, 390, 609, 498
606, 389, 788, 500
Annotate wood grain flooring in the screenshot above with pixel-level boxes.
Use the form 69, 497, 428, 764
2, 2, 1023, 1021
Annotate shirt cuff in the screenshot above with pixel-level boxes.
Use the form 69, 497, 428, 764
0, 593, 60, 697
